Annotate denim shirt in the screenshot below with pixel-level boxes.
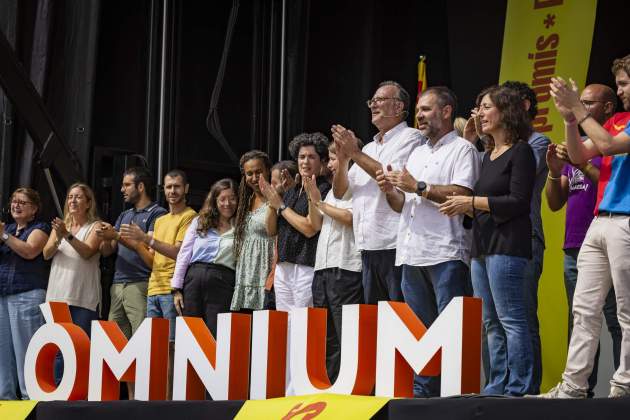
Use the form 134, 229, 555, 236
528, 131, 551, 245
0, 220, 51, 296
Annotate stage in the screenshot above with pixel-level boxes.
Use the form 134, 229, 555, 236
28, 396, 630, 420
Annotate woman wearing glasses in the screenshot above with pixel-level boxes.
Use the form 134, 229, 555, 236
0, 188, 51, 400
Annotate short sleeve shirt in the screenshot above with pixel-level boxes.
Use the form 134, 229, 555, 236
396, 131, 481, 267
148, 207, 197, 296
277, 177, 331, 267
113, 202, 168, 283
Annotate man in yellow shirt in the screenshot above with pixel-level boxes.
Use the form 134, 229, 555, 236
120, 169, 196, 398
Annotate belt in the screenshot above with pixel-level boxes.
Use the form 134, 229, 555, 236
598, 211, 629, 217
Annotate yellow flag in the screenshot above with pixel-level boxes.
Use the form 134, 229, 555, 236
235, 394, 390, 420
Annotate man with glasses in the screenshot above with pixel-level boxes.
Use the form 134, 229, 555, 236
331, 81, 422, 304
545, 83, 620, 398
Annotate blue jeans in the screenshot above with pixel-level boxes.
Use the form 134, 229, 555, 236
0, 289, 46, 399
564, 248, 622, 396
472, 255, 533, 396
522, 237, 543, 394
401, 261, 472, 397
54, 305, 98, 384
147, 294, 177, 341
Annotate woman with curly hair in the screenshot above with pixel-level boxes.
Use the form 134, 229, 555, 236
230, 150, 275, 311
440, 85, 536, 396
171, 178, 237, 335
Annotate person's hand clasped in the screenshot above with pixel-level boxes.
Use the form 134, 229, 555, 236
303, 174, 322, 204
51, 217, 70, 239
375, 165, 394, 193
386, 167, 417, 194
546, 144, 566, 176
97, 222, 118, 240
550, 77, 582, 121
439, 195, 473, 217
331, 124, 360, 159
259, 176, 284, 210
120, 223, 148, 243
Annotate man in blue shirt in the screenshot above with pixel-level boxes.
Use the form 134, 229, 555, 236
98, 167, 167, 340
539, 54, 630, 398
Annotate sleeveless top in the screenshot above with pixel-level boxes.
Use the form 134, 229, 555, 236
46, 222, 101, 312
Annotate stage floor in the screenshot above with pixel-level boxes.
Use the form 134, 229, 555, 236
30, 396, 630, 420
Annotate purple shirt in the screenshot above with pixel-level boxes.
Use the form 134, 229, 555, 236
562, 156, 601, 249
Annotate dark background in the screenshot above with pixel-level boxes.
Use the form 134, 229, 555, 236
0, 0, 628, 222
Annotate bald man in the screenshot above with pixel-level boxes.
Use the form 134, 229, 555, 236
544, 83, 620, 397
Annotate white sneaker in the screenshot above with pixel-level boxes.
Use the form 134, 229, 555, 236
534, 382, 587, 399
609, 384, 630, 398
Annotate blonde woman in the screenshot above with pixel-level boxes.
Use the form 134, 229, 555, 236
43, 183, 102, 334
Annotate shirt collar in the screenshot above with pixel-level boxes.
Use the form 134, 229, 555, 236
133, 202, 159, 213
427, 130, 457, 150
373, 121, 408, 144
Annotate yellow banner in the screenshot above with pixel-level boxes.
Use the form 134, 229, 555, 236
0, 401, 38, 420
499, 0, 598, 392
235, 394, 390, 420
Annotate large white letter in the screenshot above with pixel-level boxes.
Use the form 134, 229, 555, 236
375, 297, 482, 397
24, 302, 90, 401
88, 317, 169, 401
290, 304, 377, 396
250, 310, 288, 399
172, 313, 251, 400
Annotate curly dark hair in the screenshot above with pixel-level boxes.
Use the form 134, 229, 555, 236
233, 150, 272, 261
502, 80, 538, 121
476, 85, 533, 151
197, 178, 238, 236
287, 132, 330, 162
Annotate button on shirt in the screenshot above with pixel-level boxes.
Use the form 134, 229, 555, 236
348, 121, 422, 251
113, 202, 168, 283
395, 131, 481, 267
314, 189, 362, 273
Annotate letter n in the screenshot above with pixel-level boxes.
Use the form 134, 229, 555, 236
172, 314, 251, 400
88, 317, 169, 400
375, 297, 481, 397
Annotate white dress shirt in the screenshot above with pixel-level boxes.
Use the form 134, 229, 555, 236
395, 130, 481, 267
348, 121, 422, 251
314, 189, 362, 272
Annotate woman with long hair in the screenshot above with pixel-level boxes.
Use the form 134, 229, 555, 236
440, 85, 536, 396
171, 178, 237, 335
43, 183, 103, 382
230, 150, 275, 311
0, 188, 50, 400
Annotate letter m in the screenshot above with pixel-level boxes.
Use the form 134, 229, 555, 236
88, 318, 169, 401
375, 297, 481, 397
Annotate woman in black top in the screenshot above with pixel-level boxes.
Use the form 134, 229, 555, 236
440, 86, 536, 396
261, 132, 330, 312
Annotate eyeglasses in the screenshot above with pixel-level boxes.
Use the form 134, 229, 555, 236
11, 200, 33, 207
366, 97, 402, 107
580, 100, 606, 108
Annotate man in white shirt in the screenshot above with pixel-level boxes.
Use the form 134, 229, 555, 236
377, 87, 480, 397
332, 81, 422, 304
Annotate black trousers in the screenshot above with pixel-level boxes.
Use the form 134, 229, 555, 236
361, 249, 403, 304
182, 262, 235, 337
311, 267, 363, 382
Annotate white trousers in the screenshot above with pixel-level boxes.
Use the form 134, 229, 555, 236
563, 215, 630, 390
274, 262, 314, 311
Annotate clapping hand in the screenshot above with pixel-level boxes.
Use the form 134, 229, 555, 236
439, 195, 473, 217
376, 165, 394, 193
463, 107, 483, 142
51, 217, 70, 238
259, 176, 284, 210
120, 222, 148, 243
550, 77, 581, 121
386, 167, 418, 194
303, 174, 321, 204
331, 124, 361, 159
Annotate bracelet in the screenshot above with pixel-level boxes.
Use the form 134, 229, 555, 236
471, 195, 476, 210
547, 173, 562, 181
577, 112, 592, 125
149, 237, 156, 249
564, 118, 577, 126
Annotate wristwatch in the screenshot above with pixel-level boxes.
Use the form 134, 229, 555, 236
1, 232, 9, 242
277, 203, 287, 215
66, 233, 75, 242
416, 181, 427, 196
